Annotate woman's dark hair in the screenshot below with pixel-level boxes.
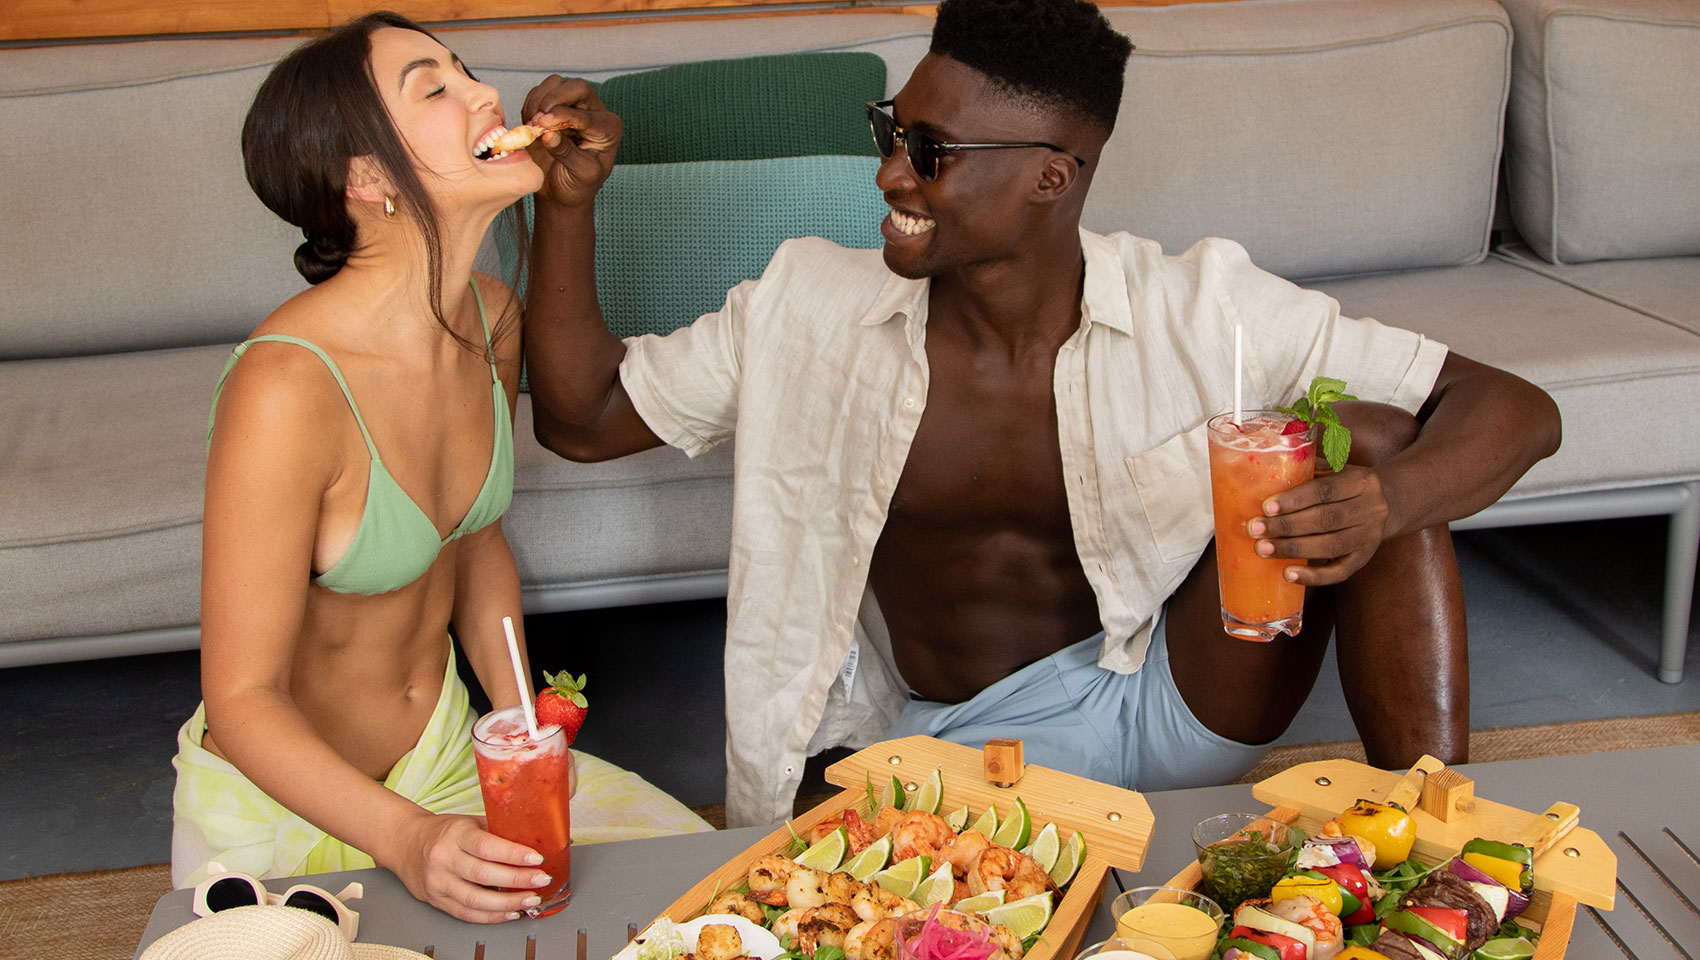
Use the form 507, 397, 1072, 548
242, 10, 525, 353
931, 0, 1133, 134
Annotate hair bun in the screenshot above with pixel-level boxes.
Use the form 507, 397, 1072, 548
294, 230, 351, 284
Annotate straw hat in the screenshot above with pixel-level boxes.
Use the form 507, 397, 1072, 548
140, 905, 430, 960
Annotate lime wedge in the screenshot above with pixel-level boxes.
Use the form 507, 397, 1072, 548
912, 861, 955, 909
951, 890, 1006, 915
873, 855, 932, 898
990, 796, 1031, 850
1049, 830, 1086, 887
1476, 939, 1537, 960
912, 769, 944, 815
794, 825, 848, 871
945, 804, 971, 832
880, 774, 907, 812
842, 833, 893, 881
967, 804, 998, 838
983, 892, 1053, 939
1024, 822, 1061, 873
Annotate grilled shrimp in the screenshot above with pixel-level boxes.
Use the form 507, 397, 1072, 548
844, 917, 899, 960
1268, 895, 1344, 960
810, 808, 880, 854
792, 904, 859, 954
851, 884, 917, 923
928, 910, 1025, 960
940, 829, 993, 879
968, 846, 1058, 900
787, 866, 830, 910
892, 810, 955, 862
475, 121, 572, 159
871, 806, 905, 839
696, 924, 746, 960
704, 890, 765, 924
823, 871, 865, 905
747, 854, 795, 905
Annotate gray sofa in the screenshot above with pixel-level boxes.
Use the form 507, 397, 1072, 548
3, 0, 1696, 680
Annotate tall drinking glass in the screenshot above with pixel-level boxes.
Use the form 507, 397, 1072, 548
1206, 411, 1317, 641
472, 705, 572, 917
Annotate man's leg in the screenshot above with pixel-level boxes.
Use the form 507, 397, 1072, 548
1166, 403, 1469, 766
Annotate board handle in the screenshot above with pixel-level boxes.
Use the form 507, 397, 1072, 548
1383, 755, 1447, 811
1519, 802, 1582, 857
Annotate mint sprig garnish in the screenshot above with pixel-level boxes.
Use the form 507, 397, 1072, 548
1280, 376, 1358, 473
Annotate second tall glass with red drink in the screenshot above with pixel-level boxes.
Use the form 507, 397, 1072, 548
472, 705, 573, 917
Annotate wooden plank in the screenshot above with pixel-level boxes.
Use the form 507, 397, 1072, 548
1, 0, 1255, 45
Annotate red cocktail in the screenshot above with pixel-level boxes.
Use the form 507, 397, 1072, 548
1206, 411, 1317, 641
472, 706, 572, 917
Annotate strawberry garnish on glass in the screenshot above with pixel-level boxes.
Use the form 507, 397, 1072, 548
534, 670, 588, 745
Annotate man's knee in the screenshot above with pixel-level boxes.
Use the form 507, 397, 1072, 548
1336, 401, 1419, 467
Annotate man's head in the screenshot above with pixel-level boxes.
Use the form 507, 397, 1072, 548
875, 0, 1132, 279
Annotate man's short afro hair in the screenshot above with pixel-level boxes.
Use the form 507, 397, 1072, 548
930, 0, 1133, 133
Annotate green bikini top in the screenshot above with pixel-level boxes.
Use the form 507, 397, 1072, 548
209, 283, 514, 596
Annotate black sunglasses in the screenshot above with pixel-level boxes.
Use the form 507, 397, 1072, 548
866, 100, 1086, 182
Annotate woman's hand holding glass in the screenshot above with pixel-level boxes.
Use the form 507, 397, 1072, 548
388, 811, 557, 924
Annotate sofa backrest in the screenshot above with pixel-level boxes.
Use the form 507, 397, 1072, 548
0, 14, 933, 361
1497, 0, 1700, 264
1088, 0, 1511, 281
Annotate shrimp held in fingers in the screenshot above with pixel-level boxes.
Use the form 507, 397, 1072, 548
473, 120, 573, 159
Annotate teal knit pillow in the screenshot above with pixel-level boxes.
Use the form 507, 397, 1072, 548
499, 154, 885, 349
592, 52, 885, 163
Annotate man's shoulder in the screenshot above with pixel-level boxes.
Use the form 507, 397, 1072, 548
746, 239, 908, 324
765, 237, 890, 280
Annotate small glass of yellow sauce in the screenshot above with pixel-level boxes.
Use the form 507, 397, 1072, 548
1110, 886, 1224, 960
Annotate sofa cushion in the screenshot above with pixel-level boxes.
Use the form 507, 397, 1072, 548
1312, 259, 1700, 500
0, 346, 735, 645
1496, 244, 1700, 336
1497, 0, 1700, 264
593, 52, 885, 163
592, 155, 886, 339
1090, 0, 1510, 281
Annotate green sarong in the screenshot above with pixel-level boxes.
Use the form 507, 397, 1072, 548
171, 651, 711, 888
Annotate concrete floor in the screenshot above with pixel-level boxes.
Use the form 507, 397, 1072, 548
2, 517, 1696, 881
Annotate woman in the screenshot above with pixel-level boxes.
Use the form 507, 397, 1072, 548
173, 12, 706, 922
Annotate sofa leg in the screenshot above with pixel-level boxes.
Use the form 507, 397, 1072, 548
1661, 481, 1700, 683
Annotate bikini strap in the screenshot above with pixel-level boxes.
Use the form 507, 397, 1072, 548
468, 279, 499, 384
209, 334, 380, 457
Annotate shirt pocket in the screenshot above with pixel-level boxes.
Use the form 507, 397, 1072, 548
1125, 426, 1214, 564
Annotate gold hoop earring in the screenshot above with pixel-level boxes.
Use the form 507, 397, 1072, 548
383, 196, 397, 219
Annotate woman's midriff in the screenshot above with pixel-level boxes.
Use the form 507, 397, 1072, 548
203, 577, 456, 780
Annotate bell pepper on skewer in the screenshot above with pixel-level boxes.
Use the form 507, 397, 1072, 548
1273, 873, 1346, 916
1228, 927, 1308, 960
1459, 839, 1534, 894
1335, 800, 1417, 868
1334, 950, 1395, 960
1313, 863, 1375, 925
1382, 907, 1467, 957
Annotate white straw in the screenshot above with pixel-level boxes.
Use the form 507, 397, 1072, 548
503, 616, 541, 740
1233, 324, 1244, 425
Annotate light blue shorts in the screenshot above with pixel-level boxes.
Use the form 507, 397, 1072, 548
884, 618, 1268, 791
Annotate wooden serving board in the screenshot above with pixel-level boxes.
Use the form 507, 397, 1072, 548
1162, 756, 1616, 960
646, 736, 1155, 960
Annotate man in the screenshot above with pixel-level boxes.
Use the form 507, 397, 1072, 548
518, 0, 1560, 826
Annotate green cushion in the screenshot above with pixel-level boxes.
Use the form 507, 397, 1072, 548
591, 52, 885, 163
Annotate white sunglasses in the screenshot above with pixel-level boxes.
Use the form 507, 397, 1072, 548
192, 862, 364, 941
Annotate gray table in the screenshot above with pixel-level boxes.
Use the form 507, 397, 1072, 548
136, 745, 1700, 960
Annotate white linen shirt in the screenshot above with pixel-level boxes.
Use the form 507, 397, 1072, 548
620, 228, 1448, 827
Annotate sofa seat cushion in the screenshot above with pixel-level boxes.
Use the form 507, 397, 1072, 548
1312, 259, 1700, 500
1497, 0, 1700, 263
1091, 0, 1510, 281
0, 345, 230, 642
1495, 245, 1700, 336
0, 348, 735, 645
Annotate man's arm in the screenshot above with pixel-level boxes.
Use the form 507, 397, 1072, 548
1253, 352, 1560, 582
520, 75, 662, 462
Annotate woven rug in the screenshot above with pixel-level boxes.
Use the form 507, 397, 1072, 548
6, 711, 1696, 960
